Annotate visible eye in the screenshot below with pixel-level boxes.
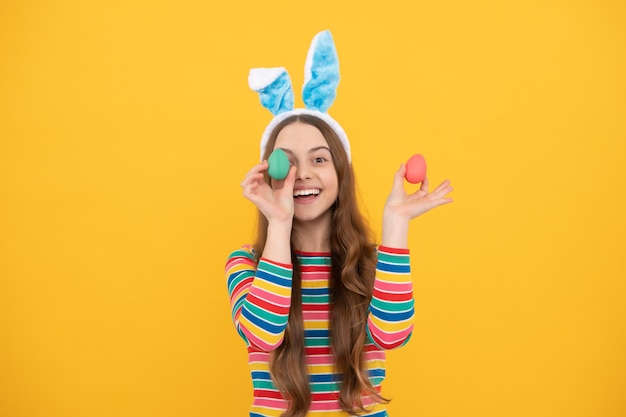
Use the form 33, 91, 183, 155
313, 156, 327, 164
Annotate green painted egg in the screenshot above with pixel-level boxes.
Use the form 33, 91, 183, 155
267, 149, 290, 180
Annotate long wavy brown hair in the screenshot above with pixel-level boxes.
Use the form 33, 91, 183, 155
253, 114, 389, 417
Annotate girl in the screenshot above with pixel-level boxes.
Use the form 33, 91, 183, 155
225, 31, 453, 417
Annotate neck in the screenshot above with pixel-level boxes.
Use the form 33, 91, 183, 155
292, 213, 332, 253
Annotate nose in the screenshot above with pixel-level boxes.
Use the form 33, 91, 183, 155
295, 163, 312, 180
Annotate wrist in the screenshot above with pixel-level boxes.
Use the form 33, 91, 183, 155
382, 211, 410, 229
267, 220, 293, 238
263, 221, 293, 264
381, 213, 410, 249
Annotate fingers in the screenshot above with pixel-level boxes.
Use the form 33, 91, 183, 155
429, 180, 454, 205
407, 178, 453, 210
413, 178, 452, 198
284, 165, 297, 190
241, 161, 267, 182
240, 172, 264, 189
240, 161, 268, 188
240, 161, 271, 203
431, 180, 453, 198
396, 163, 407, 178
391, 164, 407, 194
420, 176, 429, 194
271, 165, 297, 191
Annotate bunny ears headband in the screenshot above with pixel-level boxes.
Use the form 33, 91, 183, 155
248, 30, 351, 162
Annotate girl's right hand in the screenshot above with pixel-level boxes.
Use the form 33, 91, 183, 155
240, 161, 297, 225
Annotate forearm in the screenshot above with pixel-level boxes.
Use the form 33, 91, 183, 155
260, 220, 293, 264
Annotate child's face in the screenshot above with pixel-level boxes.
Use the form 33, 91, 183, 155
273, 121, 339, 225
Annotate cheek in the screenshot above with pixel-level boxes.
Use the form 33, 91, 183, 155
326, 173, 339, 195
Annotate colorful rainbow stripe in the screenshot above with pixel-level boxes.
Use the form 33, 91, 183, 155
226, 246, 414, 417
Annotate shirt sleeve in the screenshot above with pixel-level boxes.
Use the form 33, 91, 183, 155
225, 245, 293, 351
367, 246, 415, 349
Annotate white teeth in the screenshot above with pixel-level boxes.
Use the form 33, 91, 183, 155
293, 189, 320, 197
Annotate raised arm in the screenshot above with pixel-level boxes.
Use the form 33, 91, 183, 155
240, 161, 296, 264
368, 165, 453, 349
225, 163, 299, 351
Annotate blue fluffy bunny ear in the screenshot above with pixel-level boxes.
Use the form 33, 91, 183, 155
248, 67, 295, 116
302, 30, 340, 113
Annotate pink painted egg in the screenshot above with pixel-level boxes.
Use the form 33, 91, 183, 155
405, 154, 427, 184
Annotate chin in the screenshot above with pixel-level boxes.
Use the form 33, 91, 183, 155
293, 209, 333, 224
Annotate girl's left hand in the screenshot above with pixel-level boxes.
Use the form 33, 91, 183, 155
384, 164, 454, 221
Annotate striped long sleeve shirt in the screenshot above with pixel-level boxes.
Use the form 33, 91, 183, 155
225, 245, 414, 417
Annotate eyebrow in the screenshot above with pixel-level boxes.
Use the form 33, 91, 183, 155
278, 146, 331, 156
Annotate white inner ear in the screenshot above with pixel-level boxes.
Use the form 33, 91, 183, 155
303, 32, 322, 86
248, 67, 288, 91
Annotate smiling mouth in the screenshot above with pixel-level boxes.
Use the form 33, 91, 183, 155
293, 188, 321, 199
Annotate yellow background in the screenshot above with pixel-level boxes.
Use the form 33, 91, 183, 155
1, 1, 625, 416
